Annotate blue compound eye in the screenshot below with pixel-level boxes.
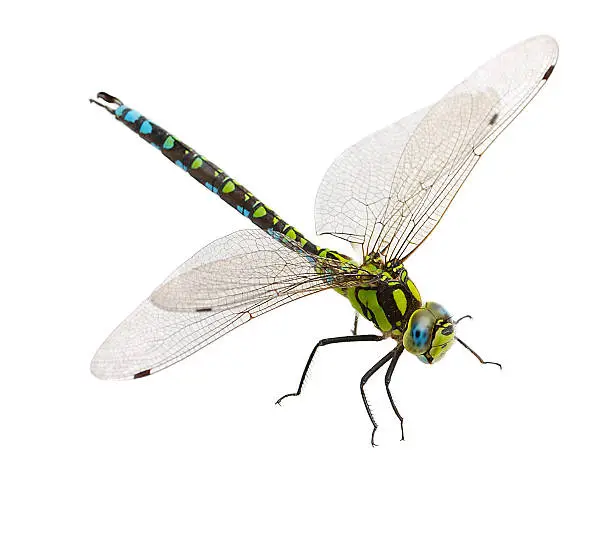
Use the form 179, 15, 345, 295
412, 326, 427, 348
403, 309, 436, 355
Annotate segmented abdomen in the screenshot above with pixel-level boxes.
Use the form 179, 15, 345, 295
112, 103, 326, 258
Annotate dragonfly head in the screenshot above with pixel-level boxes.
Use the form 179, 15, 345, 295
403, 302, 455, 363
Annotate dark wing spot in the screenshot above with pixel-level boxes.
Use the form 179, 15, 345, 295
196, 307, 212, 312
542, 65, 555, 81
489, 113, 499, 126
134, 369, 151, 379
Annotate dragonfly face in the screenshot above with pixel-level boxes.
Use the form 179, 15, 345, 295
403, 301, 455, 364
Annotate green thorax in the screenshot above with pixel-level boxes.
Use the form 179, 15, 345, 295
337, 253, 422, 337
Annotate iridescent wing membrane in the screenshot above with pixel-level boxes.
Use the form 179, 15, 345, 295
315, 35, 558, 262
92, 229, 372, 379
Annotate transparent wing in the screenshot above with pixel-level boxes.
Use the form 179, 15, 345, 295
91, 229, 372, 380
315, 35, 558, 262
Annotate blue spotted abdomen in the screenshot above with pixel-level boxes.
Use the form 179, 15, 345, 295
112, 104, 325, 258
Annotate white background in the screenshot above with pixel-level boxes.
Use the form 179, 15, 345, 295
1, 1, 611, 539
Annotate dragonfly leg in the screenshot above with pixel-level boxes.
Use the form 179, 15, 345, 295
360, 346, 401, 446
275, 334, 384, 405
352, 313, 359, 335
384, 348, 405, 441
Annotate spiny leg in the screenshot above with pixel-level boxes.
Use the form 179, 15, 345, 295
352, 313, 359, 336
384, 348, 405, 441
276, 334, 384, 405
360, 346, 401, 447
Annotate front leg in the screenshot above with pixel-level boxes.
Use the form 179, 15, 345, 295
276, 334, 384, 405
352, 313, 359, 336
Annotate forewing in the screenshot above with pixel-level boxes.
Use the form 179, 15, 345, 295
91, 229, 370, 380
315, 107, 430, 248
315, 35, 558, 261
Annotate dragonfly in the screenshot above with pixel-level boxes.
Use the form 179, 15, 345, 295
91, 35, 558, 445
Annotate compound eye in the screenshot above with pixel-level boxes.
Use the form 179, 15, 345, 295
425, 301, 451, 320
403, 309, 435, 354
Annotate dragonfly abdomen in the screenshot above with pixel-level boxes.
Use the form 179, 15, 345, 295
98, 94, 327, 258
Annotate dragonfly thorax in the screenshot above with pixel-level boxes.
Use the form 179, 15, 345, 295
343, 255, 455, 364
343, 257, 421, 337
